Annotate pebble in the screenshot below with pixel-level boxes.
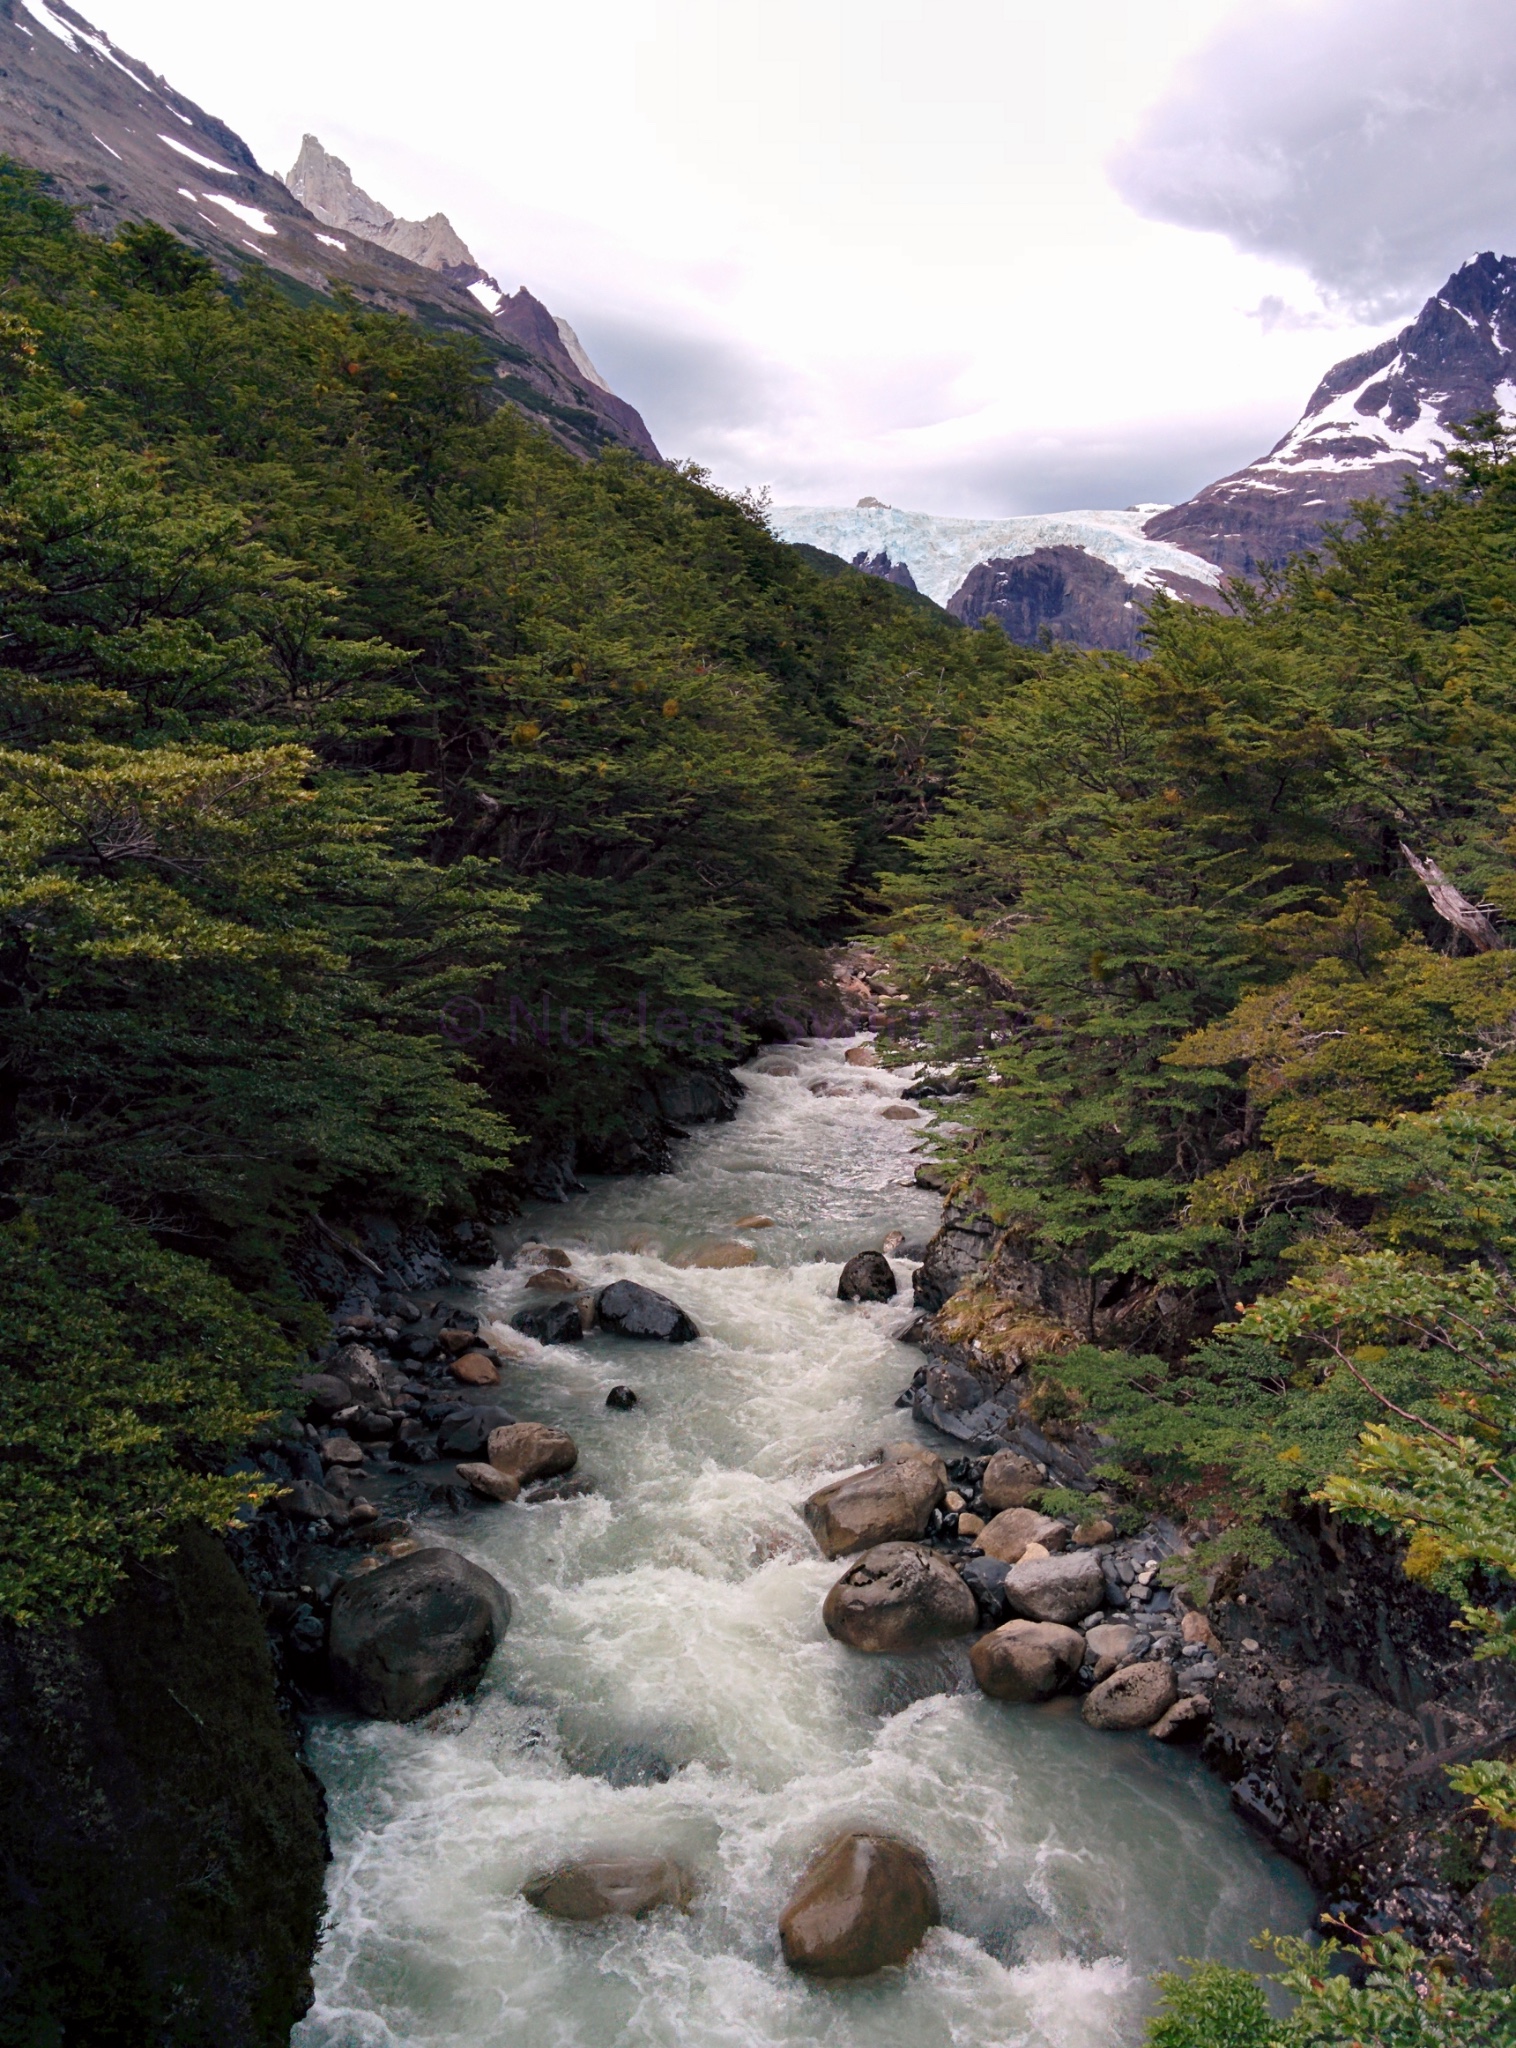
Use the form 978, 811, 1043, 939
1241, 1637, 1260, 1652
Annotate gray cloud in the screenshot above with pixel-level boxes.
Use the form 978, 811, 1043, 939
1111, 0, 1516, 318
559, 313, 797, 453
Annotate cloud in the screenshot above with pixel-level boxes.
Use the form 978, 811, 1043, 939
1111, 0, 1516, 318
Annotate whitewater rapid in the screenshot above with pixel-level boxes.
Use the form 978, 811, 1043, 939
295, 1039, 1311, 2047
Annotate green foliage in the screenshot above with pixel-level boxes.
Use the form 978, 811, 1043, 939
1149, 1934, 1516, 2047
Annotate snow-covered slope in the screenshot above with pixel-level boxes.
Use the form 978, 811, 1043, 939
1148, 252, 1516, 577
771, 503, 1222, 607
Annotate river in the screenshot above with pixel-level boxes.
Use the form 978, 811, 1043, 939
295, 1036, 1312, 2047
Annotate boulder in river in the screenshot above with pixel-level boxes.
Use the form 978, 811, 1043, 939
596, 1279, 699, 1343
822, 1543, 977, 1653
524, 1856, 692, 1920
778, 1832, 939, 1977
974, 1508, 1069, 1565
455, 1462, 520, 1502
1003, 1551, 1106, 1626
434, 1404, 516, 1458
510, 1298, 584, 1345
970, 1619, 1085, 1702
327, 1548, 510, 1720
803, 1448, 945, 1559
525, 1268, 580, 1294
605, 1384, 639, 1409
487, 1422, 578, 1484
1082, 1661, 1179, 1732
837, 1252, 897, 1302
674, 1240, 757, 1269
450, 1351, 499, 1386
980, 1449, 1044, 1512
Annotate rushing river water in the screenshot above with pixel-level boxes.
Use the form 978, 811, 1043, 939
296, 1038, 1312, 2048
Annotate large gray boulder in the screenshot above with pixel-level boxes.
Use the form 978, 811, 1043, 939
1003, 1550, 1105, 1625
486, 1421, 577, 1483
779, 1832, 938, 1977
524, 1856, 691, 1920
328, 1548, 510, 1720
596, 1279, 699, 1343
1082, 1661, 1179, 1732
969, 1619, 1085, 1702
980, 1449, 1043, 1511
974, 1508, 1068, 1564
803, 1448, 945, 1560
822, 1543, 977, 1653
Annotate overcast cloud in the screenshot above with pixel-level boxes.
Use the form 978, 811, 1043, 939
1112, 0, 1516, 320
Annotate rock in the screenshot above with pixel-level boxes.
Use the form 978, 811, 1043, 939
1082, 1662, 1179, 1732
525, 1268, 579, 1293
434, 1405, 515, 1458
960, 1553, 1011, 1623
524, 1857, 692, 1921
957, 1512, 985, 1539
510, 1299, 584, 1346
975, 1508, 1069, 1565
1003, 1551, 1106, 1625
970, 1619, 1086, 1702
605, 1384, 639, 1409
674, 1240, 757, 1269
455, 1462, 520, 1502
837, 1252, 897, 1302
880, 1105, 919, 1120
778, 1832, 938, 1978
1181, 1611, 1221, 1653
1073, 1517, 1116, 1546
450, 1351, 500, 1386
299, 1372, 351, 1415
319, 1436, 364, 1467
596, 1279, 699, 1343
486, 1422, 578, 1483
822, 1544, 978, 1653
522, 1245, 573, 1268
1084, 1622, 1138, 1669
734, 1214, 776, 1228
754, 1059, 799, 1076
437, 1325, 481, 1354
1019, 1541, 1050, 1561
272, 1480, 346, 1524
844, 1045, 879, 1067
327, 1548, 510, 1721
450, 1221, 498, 1266
980, 1450, 1044, 1512
1150, 1694, 1211, 1744
803, 1450, 945, 1559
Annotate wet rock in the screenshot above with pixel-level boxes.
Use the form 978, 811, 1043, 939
1073, 1516, 1116, 1546
754, 1059, 799, 1077
675, 1240, 757, 1269
975, 1508, 1069, 1566
510, 1299, 585, 1346
487, 1422, 578, 1484
822, 1543, 978, 1653
980, 1449, 1044, 1512
524, 1857, 692, 1921
596, 1279, 699, 1343
960, 1553, 1011, 1625
1003, 1551, 1106, 1626
844, 1045, 878, 1067
438, 1324, 482, 1354
803, 1448, 945, 1560
778, 1832, 939, 1978
525, 1268, 579, 1294
1181, 1611, 1221, 1653
605, 1384, 639, 1410
735, 1214, 776, 1229
328, 1548, 510, 1720
272, 1480, 346, 1524
1150, 1694, 1211, 1744
450, 1351, 499, 1386
838, 1252, 897, 1302
299, 1372, 351, 1416
455, 1462, 520, 1502
434, 1405, 516, 1459
1083, 1622, 1138, 1680
880, 1105, 919, 1120
1082, 1662, 1179, 1732
522, 1245, 573, 1269
450, 1220, 498, 1266
524, 1474, 596, 1503
319, 1436, 364, 1468
970, 1619, 1085, 1702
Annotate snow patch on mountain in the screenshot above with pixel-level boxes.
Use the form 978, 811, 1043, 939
769, 503, 1221, 607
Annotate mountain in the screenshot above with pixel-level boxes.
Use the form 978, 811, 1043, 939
769, 501, 1224, 651
1148, 252, 1516, 577
284, 137, 659, 460
0, 0, 657, 461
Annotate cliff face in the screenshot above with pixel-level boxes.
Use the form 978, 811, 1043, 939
1148, 252, 1516, 577
945, 544, 1224, 652
0, 1527, 327, 2045
0, 4, 658, 461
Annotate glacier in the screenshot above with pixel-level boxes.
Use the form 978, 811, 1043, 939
768, 503, 1222, 608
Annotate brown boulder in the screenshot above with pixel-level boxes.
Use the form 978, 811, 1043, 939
822, 1544, 977, 1654
327, 1547, 510, 1720
1082, 1661, 1179, 1732
803, 1450, 945, 1560
674, 1240, 757, 1269
487, 1421, 578, 1484
455, 1462, 520, 1502
969, 1619, 1085, 1702
450, 1351, 499, 1386
734, 1214, 775, 1228
525, 1268, 579, 1293
1181, 1611, 1221, 1653
975, 1508, 1069, 1565
779, 1833, 938, 1978
844, 1045, 879, 1067
879, 1105, 919, 1120
1150, 1694, 1211, 1744
980, 1450, 1044, 1512
524, 1856, 691, 1920
1003, 1550, 1105, 1625
1072, 1517, 1116, 1546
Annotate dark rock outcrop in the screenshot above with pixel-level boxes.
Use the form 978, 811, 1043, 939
327, 1548, 510, 1721
838, 1250, 898, 1302
850, 549, 919, 591
946, 546, 1222, 651
596, 1279, 699, 1343
0, 1527, 326, 2045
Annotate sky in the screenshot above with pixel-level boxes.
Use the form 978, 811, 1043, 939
80, 0, 1516, 515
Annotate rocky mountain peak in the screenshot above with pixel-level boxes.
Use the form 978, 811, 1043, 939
283, 134, 481, 279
